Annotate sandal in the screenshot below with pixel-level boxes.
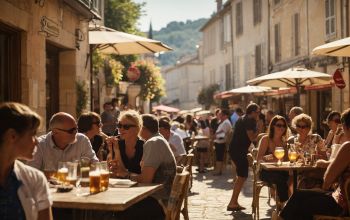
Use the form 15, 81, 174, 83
226, 205, 246, 211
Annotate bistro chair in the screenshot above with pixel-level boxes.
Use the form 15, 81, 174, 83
249, 153, 276, 220
165, 170, 190, 220
313, 178, 350, 220
222, 128, 234, 171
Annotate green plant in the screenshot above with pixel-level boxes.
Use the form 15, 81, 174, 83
197, 84, 220, 109
134, 60, 166, 102
104, 58, 124, 87
76, 81, 88, 117
92, 50, 104, 76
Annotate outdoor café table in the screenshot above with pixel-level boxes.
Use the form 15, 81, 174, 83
51, 183, 163, 219
259, 162, 323, 192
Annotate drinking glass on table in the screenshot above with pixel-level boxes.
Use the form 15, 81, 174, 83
66, 161, 78, 186
80, 157, 91, 187
274, 147, 285, 166
100, 161, 110, 191
57, 162, 68, 184
89, 162, 101, 194
288, 148, 298, 166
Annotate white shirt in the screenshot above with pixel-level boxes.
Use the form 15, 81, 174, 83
215, 119, 232, 143
15, 160, 52, 220
169, 131, 186, 157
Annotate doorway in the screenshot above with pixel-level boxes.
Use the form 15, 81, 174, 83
46, 43, 60, 128
0, 23, 21, 102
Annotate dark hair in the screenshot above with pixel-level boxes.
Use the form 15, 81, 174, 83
173, 115, 184, 124
159, 118, 171, 130
268, 115, 288, 139
327, 111, 341, 122
341, 108, 350, 128
221, 109, 231, 117
0, 102, 41, 145
246, 103, 259, 114
142, 114, 159, 134
78, 112, 101, 133
235, 108, 243, 114
199, 120, 207, 129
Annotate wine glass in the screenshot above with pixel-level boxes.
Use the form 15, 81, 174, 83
274, 147, 285, 166
288, 149, 297, 166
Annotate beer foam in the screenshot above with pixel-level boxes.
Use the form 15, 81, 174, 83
58, 167, 68, 173
89, 171, 100, 176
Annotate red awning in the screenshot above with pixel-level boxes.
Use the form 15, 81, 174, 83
304, 83, 334, 91
152, 105, 180, 113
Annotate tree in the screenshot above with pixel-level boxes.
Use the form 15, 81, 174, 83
105, 0, 145, 34
197, 84, 220, 109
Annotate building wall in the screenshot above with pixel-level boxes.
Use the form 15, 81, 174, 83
0, 0, 92, 131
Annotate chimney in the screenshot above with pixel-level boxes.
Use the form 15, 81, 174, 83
216, 0, 223, 12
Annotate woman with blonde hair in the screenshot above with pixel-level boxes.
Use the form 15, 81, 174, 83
0, 102, 52, 220
257, 115, 290, 203
107, 110, 144, 177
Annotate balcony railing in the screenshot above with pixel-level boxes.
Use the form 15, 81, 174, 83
63, 0, 102, 19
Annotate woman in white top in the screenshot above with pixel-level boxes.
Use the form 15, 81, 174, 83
0, 102, 52, 220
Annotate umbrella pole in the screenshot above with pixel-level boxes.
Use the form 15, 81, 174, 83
295, 86, 301, 106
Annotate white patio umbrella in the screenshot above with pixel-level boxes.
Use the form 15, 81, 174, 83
312, 37, 350, 57
214, 85, 272, 99
89, 26, 172, 55
246, 67, 332, 105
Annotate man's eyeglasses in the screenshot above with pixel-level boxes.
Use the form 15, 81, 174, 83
117, 123, 136, 130
54, 127, 78, 134
274, 123, 286, 128
296, 124, 309, 129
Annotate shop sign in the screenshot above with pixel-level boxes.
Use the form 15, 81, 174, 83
333, 68, 346, 89
40, 16, 59, 37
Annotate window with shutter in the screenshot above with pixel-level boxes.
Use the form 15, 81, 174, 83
236, 1, 243, 36
274, 23, 281, 62
325, 0, 336, 38
255, 44, 262, 76
253, 0, 262, 25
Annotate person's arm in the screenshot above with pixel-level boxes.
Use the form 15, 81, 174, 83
131, 166, 156, 183
315, 135, 327, 159
247, 129, 258, 142
38, 208, 52, 220
323, 142, 350, 190
26, 141, 44, 170
256, 135, 269, 162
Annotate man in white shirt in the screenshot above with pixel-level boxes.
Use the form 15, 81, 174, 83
213, 109, 232, 175
159, 118, 186, 163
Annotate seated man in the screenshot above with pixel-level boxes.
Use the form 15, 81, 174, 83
159, 117, 186, 163
117, 114, 177, 220
27, 112, 98, 172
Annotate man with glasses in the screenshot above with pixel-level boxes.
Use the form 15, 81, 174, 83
27, 112, 98, 171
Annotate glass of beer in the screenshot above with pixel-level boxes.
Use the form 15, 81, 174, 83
57, 162, 68, 184
89, 163, 101, 194
288, 149, 297, 166
80, 157, 91, 187
66, 162, 78, 186
100, 161, 110, 191
274, 147, 285, 166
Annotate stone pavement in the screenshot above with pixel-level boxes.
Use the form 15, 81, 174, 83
182, 165, 276, 220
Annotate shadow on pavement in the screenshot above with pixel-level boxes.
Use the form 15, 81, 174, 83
229, 211, 253, 220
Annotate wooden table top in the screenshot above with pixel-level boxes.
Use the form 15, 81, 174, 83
51, 184, 163, 211
260, 162, 323, 171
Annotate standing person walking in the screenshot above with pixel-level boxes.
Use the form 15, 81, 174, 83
227, 103, 260, 211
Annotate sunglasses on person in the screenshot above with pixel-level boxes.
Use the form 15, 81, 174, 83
274, 123, 286, 128
296, 124, 310, 129
117, 123, 136, 130
55, 127, 78, 134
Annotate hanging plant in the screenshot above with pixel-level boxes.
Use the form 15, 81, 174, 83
92, 50, 104, 76
76, 81, 88, 117
105, 58, 124, 87
133, 60, 166, 102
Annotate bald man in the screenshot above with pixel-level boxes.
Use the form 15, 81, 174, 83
27, 112, 98, 171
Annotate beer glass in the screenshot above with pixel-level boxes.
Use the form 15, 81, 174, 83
80, 157, 91, 187
66, 161, 78, 186
57, 162, 68, 184
89, 162, 101, 194
288, 149, 297, 166
274, 147, 285, 166
100, 161, 110, 191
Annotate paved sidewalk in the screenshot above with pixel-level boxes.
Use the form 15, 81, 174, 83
182, 165, 276, 220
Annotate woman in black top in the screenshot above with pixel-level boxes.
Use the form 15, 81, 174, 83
107, 110, 144, 176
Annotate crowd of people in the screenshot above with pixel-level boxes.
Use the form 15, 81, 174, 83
1, 100, 350, 220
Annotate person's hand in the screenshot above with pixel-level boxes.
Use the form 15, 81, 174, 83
105, 136, 118, 151
108, 159, 126, 177
315, 159, 330, 168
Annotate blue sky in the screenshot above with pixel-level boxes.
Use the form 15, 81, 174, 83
133, 0, 217, 31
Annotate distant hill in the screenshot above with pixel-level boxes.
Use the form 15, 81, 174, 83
152, 18, 208, 66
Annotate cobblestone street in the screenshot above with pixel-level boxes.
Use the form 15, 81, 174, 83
183, 166, 275, 220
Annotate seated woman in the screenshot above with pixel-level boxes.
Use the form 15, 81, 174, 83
107, 110, 144, 176
288, 113, 327, 189
324, 111, 342, 148
78, 112, 108, 160
0, 102, 52, 220
257, 115, 290, 203
280, 108, 350, 220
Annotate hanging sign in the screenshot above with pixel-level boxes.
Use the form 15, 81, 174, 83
333, 68, 346, 89
127, 65, 141, 82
